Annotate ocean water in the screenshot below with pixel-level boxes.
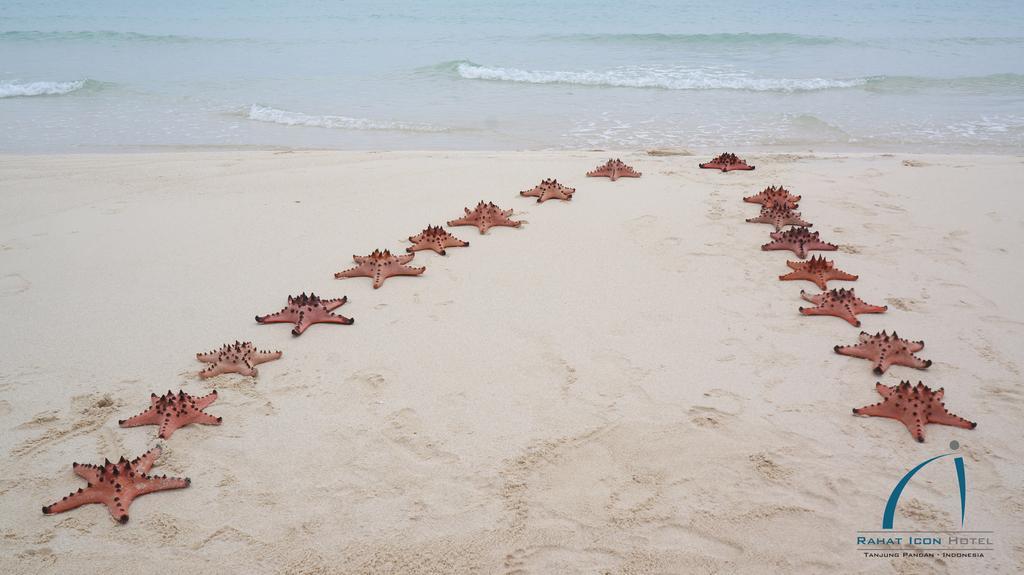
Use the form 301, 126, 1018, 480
1, 0, 1023, 152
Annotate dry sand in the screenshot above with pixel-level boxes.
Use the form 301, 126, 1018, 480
0, 150, 1021, 574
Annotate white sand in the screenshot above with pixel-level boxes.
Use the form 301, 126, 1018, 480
0, 151, 1021, 574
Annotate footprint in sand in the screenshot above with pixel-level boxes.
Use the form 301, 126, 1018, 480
12, 393, 123, 457
0, 274, 30, 296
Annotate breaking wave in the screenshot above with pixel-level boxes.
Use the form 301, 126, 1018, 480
245, 105, 447, 132
0, 79, 95, 98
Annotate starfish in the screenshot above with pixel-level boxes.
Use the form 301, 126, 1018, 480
255, 292, 353, 335
853, 381, 976, 442
196, 341, 282, 379
407, 225, 469, 255
835, 331, 932, 374
799, 288, 887, 327
778, 255, 858, 290
586, 159, 641, 181
447, 201, 522, 234
42, 445, 190, 523
743, 185, 800, 209
334, 249, 425, 288
762, 227, 838, 259
699, 152, 754, 172
746, 202, 812, 231
520, 178, 575, 202
119, 390, 222, 439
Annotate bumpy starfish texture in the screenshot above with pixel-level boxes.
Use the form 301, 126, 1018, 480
699, 153, 754, 172
256, 292, 353, 335
778, 255, 858, 290
586, 159, 641, 181
853, 381, 976, 442
334, 249, 425, 289
746, 202, 812, 231
521, 179, 575, 202
447, 201, 523, 234
835, 331, 932, 374
799, 288, 887, 327
42, 445, 189, 523
762, 227, 838, 259
407, 225, 469, 255
196, 341, 282, 379
119, 390, 221, 439
743, 185, 800, 209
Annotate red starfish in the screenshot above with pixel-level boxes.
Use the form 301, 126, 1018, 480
778, 255, 858, 290
834, 331, 932, 374
699, 152, 754, 172
762, 227, 838, 259
743, 185, 800, 208
746, 202, 812, 231
586, 159, 641, 181
255, 293, 353, 335
42, 445, 190, 523
334, 249, 425, 288
520, 178, 575, 202
447, 201, 522, 234
196, 341, 282, 379
799, 288, 887, 327
853, 381, 976, 442
119, 390, 222, 439
407, 225, 469, 255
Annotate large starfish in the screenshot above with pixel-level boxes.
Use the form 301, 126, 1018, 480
196, 341, 282, 379
407, 225, 469, 255
799, 288, 887, 327
699, 152, 754, 172
42, 445, 190, 523
743, 185, 800, 209
256, 293, 353, 335
835, 331, 932, 374
520, 178, 575, 202
746, 202, 812, 231
853, 381, 976, 442
119, 390, 222, 439
334, 249, 425, 288
586, 159, 641, 181
447, 201, 522, 234
778, 255, 858, 290
762, 227, 838, 259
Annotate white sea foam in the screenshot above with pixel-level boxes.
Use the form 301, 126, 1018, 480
246, 105, 446, 132
0, 80, 86, 98
455, 62, 866, 92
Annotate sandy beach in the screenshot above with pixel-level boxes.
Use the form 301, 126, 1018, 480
0, 150, 1022, 574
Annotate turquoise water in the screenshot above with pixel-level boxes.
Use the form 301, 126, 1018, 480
1, 1, 1023, 152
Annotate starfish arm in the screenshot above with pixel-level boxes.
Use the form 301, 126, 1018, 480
895, 353, 932, 371
71, 462, 102, 483
198, 363, 225, 379
194, 390, 219, 410
118, 406, 161, 428
134, 446, 163, 474
927, 409, 977, 430
746, 215, 772, 225
397, 253, 416, 265
43, 487, 105, 516
852, 401, 892, 418
834, 343, 875, 360
196, 350, 220, 363
799, 306, 839, 320
609, 169, 620, 181
808, 241, 838, 252
832, 271, 859, 282
255, 308, 296, 325
190, 411, 224, 426
447, 216, 474, 227
321, 297, 347, 312
133, 475, 190, 497
907, 340, 925, 352
800, 290, 825, 305
250, 349, 282, 365
334, 264, 370, 280
158, 416, 183, 439
761, 241, 789, 252
855, 303, 888, 315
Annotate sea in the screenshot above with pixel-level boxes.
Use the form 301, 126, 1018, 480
1, 0, 1023, 153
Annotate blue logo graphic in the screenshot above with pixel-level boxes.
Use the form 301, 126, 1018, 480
883, 441, 966, 529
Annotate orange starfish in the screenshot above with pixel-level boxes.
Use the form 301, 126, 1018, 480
799, 288, 887, 327
853, 381, 976, 442
42, 445, 190, 523
743, 185, 800, 208
407, 225, 469, 255
746, 202, 812, 231
196, 341, 282, 379
778, 256, 858, 290
447, 201, 522, 234
699, 152, 754, 172
835, 331, 932, 374
762, 227, 838, 259
586, 159, 641, 181
334, 249, 425, 288
520, 179, 575, 202
119, 390, 222, 439
255, 293, 353, 335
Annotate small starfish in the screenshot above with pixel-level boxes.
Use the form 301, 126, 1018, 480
746, 202, 812, 231
42, 445, 190, 523
447, 201, 522, 234
119, 390, 221, 439
743, 185, 800, 208
256, 293, 353, 335
407, 225, 469, 255
196, 341, 282, 379
586, 159, 641, 181
778, 255, 858, 290
520, 179, 575, 202
699, 153, 754, 172
835, 331, 932, 374
762, 227, 838, 259
853, 381, 976, 442
334, 249, 425, 288
799, 288, 887, 327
